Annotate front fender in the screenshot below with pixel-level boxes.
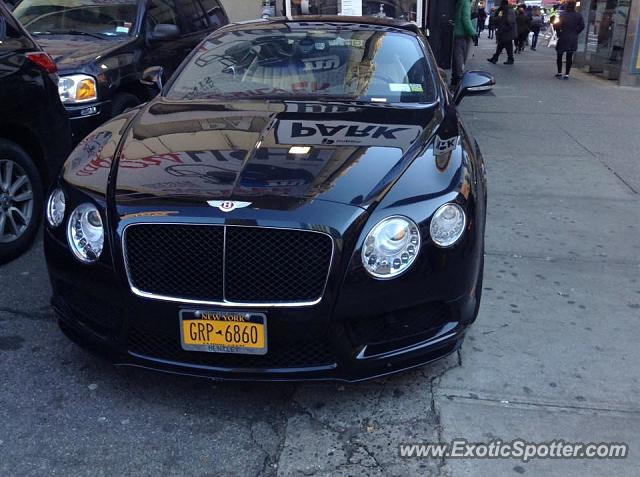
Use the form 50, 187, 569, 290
334, 129, 485, 319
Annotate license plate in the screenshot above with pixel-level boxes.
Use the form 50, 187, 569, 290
179, 310, 267, 355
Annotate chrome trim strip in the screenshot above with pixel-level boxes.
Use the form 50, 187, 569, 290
222, 225, 227, 299
121, 222, 335, 308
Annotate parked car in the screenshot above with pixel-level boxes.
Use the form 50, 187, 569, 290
0, 2, 70, 263
13, 0, 229, 144
44, 16, 494, 381
3, 0, 21, 12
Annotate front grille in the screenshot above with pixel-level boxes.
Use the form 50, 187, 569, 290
128, 324, 336, 369
346, 302, 451, 347
125, 225, 224, 301
225, 227, 333, 302
124, 224, 333, 304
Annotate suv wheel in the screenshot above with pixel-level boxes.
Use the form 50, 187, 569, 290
0, 139, 43, 264
111, 92, 140, 117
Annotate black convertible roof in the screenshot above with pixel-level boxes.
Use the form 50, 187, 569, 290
229, 15, 422, 36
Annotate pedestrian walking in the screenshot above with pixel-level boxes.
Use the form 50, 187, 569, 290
555, 1, 585, 79
487, 0, 516, 65
477, 3, 487, 36
452, 0, 477, 87
546, 13, 558, 47
515, 6, 531, 53
530, 7, 543, 50
487, 7, 497, 39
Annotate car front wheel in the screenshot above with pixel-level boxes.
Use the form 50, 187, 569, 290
111, 92, 140, 117
0, 139, 43, 264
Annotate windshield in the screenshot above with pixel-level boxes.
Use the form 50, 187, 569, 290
14, 0, 138, 38
167, 26, 436, 104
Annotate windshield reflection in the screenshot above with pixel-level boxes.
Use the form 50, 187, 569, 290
168, 24, 435, 104
14, 0, 138, 37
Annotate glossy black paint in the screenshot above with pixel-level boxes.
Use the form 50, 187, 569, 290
45, 17, 489, 382
23, 0, 228, 144
0, 3, 70, 185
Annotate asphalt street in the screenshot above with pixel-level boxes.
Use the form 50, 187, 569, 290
1, 36, 639, 476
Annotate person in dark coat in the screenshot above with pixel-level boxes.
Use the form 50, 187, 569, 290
487, 7, 497, 39
477, 4, 487, 36
487, 0, 516, 65
515, 6, 531, 53
555, 1, 585, 79
530, 7, 543, 50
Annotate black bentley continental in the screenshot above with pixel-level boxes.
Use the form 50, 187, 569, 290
44, 16, 493, 381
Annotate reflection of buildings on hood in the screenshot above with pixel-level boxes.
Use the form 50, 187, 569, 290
112, 105, 420, 202
63, 113, 133, 194
66, 95, 425, 204
116, 106, 274, 198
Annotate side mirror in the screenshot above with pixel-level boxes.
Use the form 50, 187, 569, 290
141, 66, 164, 91
148, 23, 180, 42
453, 71, 496, 105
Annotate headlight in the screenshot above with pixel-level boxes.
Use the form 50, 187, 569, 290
46, 188, 66, 227
67, 204, 104, 263
362, 216, 420, 279
58, 75, 97, 104
430, 203, 466, 248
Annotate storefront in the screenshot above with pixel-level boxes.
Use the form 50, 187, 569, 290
280, 0, 422, 23
222, 1, 462, 69
576, 0, 640, 86
283, 1, 467, 68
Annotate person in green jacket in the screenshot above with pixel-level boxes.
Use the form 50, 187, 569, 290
452, 0, 478, 87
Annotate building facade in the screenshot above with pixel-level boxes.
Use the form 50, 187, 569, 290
220, 1, 262, 22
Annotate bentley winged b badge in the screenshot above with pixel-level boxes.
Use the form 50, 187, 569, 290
207, 200, 252, 212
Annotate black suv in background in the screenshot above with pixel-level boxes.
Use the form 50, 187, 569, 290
13, 0, 229, 144
0, 2, 71, 262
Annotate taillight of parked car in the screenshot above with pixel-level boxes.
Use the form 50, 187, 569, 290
26, 52, 57, 74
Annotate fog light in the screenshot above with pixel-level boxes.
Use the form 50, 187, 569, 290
80, 106, 98, 116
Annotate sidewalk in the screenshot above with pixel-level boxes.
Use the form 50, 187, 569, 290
435, 35, 640, 475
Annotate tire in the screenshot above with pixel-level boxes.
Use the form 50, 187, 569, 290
0, 139, 43, 264
111, 92, 140, 117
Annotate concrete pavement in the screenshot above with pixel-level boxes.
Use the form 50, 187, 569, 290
439, 35, 640, 476
0, 35, 639, 476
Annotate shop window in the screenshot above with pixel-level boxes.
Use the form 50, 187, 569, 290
286, 0, 418, 21
586, 0, 631, 68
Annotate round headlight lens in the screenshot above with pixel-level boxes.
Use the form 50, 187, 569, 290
362, 216, 421, 279
430, 203, 466, 247
66, 204, 104, 263
46, 189, 66, 228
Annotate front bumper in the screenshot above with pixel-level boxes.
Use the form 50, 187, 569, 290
45, 228, 476, 382
52, 292, 468, 382
66, 100, 111, 145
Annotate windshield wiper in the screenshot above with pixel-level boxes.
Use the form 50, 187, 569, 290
48, 29, 107, 40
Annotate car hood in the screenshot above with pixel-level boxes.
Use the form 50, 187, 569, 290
36, 36, 133, 71
104, 98, 442, 210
